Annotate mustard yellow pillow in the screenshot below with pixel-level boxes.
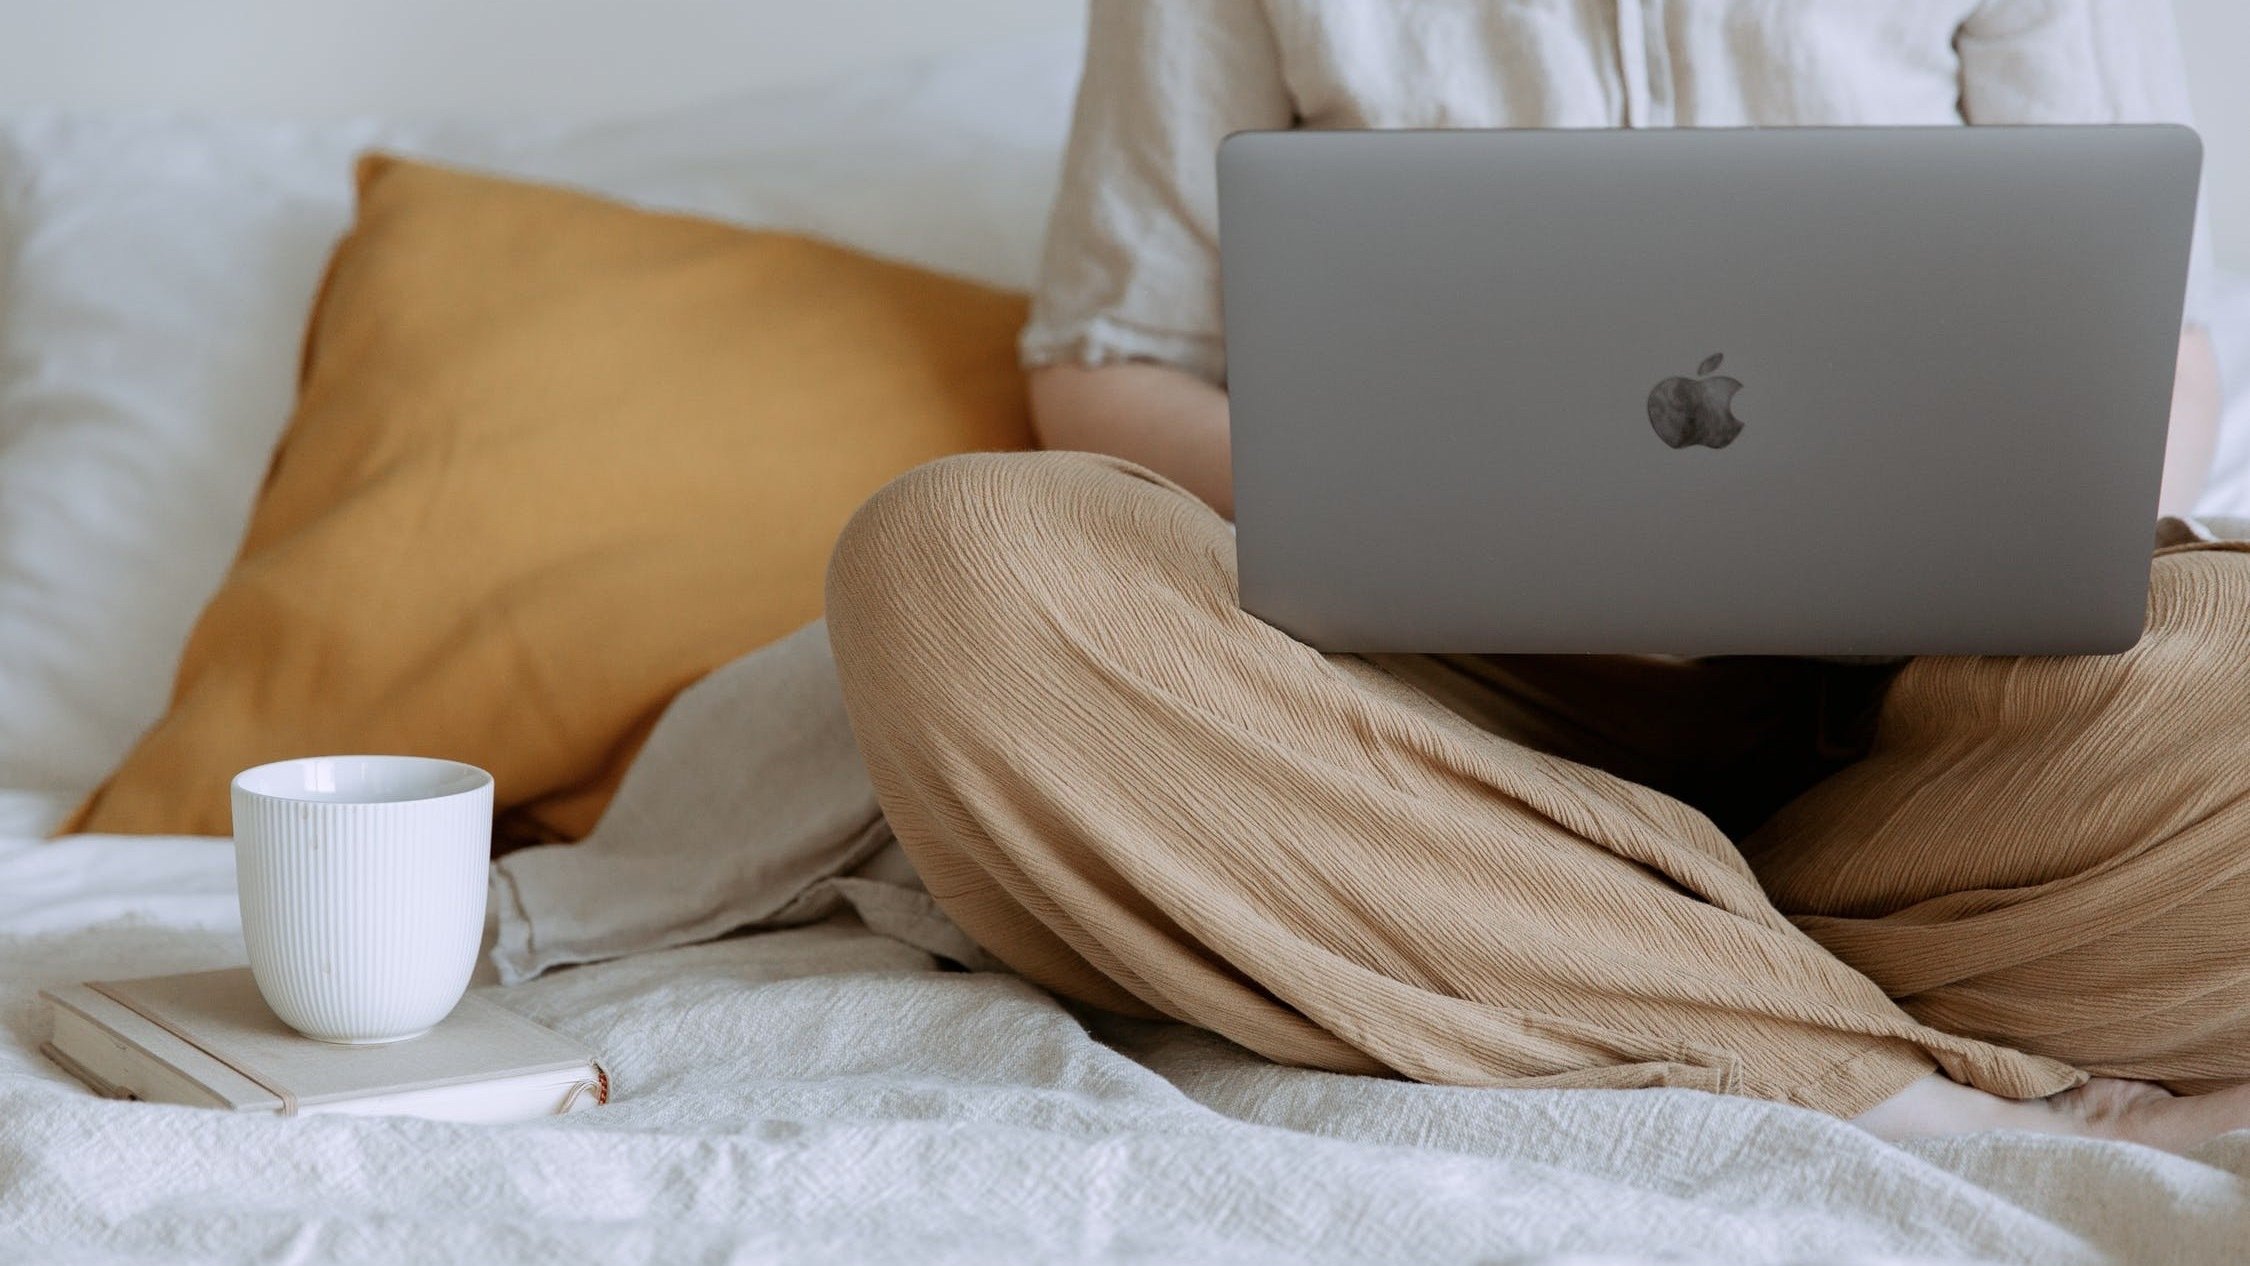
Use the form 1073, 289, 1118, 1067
67, 154, 1032, 843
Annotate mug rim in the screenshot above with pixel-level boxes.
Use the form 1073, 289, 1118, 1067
231, 755, 494, 807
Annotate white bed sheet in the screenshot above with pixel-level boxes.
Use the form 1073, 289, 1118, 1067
5, 832, 2246, 1266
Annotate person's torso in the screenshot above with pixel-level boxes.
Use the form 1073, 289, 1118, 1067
1261, 0, 1985, 131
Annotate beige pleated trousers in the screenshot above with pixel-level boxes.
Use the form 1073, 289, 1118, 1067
825, 452, 2250, 1117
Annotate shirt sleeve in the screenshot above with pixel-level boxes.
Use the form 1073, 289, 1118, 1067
1020, 0, 1297, 384
1957, 0, 2217, 328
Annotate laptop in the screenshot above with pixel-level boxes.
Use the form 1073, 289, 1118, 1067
1217, 126, 2204, 656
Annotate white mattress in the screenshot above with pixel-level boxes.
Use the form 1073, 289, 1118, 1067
5, 830, 2247, 1265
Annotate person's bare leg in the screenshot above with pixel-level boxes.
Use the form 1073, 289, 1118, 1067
1855, 1074, 2250, 1153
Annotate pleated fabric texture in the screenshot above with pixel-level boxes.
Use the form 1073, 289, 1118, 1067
826, 452, 2250, 1117
232, 783, 492, 1044
1746, 539, 2250, 1094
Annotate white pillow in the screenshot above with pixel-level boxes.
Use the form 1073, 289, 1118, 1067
0, 35, 1080, 834
0, 115, 408, 824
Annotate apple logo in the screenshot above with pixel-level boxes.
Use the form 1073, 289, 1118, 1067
1646, 354, 1746, 450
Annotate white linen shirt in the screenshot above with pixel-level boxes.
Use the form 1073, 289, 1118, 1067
1024, 0, 2215, 384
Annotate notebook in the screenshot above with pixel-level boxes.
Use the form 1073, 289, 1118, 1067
39, 967, 608, 1123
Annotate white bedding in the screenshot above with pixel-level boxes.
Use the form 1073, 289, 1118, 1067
5, 832, 2247, 1266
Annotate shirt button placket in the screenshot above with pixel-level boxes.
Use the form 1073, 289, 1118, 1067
1640, 0, 1677, 127
1612, 0, 1647, 127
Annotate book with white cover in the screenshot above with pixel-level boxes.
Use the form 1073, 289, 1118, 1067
39, 967, 608, 1123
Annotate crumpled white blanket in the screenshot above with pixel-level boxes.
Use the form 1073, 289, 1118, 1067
488, 621, 991, 987
4, 834, 2247, 1265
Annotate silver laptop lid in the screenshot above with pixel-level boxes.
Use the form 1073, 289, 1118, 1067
1218, 126, 2203, 656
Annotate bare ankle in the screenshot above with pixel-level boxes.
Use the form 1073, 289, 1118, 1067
2044, 1077, 2178, 1143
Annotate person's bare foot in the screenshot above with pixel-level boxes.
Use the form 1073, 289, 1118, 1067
1854, 1073, 2086, 1144
1856, 1073, 2250, 1156
2052, 1077, 2250, 1153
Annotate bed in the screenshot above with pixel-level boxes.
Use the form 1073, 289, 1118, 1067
5, 9, 2250, 1265
8, 835, 2250, 1266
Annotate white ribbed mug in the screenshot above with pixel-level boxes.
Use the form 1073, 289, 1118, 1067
231, 756, 494, 1045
